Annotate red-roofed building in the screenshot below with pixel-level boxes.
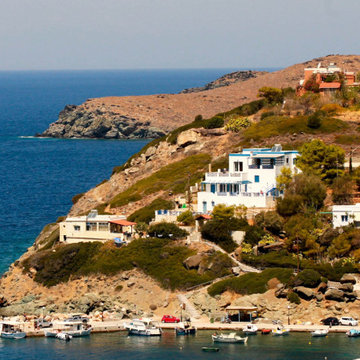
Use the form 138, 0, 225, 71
59, 209, 137, 244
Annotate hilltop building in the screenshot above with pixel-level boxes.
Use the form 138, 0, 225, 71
59, 210, 136, 244
197, 145, 300, 213
297, 62, 359, 96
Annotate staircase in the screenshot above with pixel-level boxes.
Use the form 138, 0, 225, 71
177, 294, 201, 319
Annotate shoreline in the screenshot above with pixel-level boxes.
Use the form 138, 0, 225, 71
18, 319, 359, 338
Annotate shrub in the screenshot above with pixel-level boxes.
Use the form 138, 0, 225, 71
148, 222, 188, 239
207, 268, 293, 297
332, 175, 354, 205
307, 111, 323, 129
255, 211, 284, 235
258, 87, 284, 104
225, 117, 251, 132
115, 285, 123, 292
294, 269, 321, 288
128, 198, 175, 224
335, 135, 360, 145
244, 225, 266, 246
177, 210, 195, 226
260, 111, 275, 120
287, 291, 300, 304
204, 116, 224, 129
201, 219, 237, 252
194, 114, 203, 122
320, 103, 345, 115
276, 194, 304, 217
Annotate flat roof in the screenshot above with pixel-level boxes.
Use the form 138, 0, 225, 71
109, 220, 137, 226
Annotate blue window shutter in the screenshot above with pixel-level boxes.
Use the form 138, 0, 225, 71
211, 184, 215, 193
227, 184, 230, 192
255, 175, 260, 183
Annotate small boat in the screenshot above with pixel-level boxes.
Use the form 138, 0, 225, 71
347, 329, 360, 337
55, 332, 72, 341
311, 329, 328, 337
202, 347, 220, 352
212, 332, 248, 343
261, 328, 271, 335
272, 327, 290, 336
44, 321, 92, 337
175, 322, 196, 335
124, 318, 162, 336
0, 322, 26, 339
243, 324, 258, 335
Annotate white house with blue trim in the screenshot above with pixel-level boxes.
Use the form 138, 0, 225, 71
197, 145, 300, 212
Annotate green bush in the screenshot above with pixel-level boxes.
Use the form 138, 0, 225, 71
128, 198, 174, 224
294, 269, 321, 288
225, 117, 250, 132
335, 135, 360, 145
115, 285, 123, 292
260, 111, 275, 120
148, 222, 188, 239
207, 268, 293, 297
244, 225, 266, 246
307, 111, 323, 129
204, 116, 224, 129
201, 219, 238, 252
177, 210, 195, 226
255, 211, 284, 235
194, 114, 203, 122
287, 291, 301, 304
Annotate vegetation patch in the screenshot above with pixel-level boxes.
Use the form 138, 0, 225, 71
23, 239, 233, 290
335, 134, 360, 145
110, 153, 211, 208
128, 198, 175, 224
207, 268, 293, 297
243, 115, 347, 142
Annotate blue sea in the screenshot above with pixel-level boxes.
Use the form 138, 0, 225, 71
0, 68, 263, 275
0, 330, 359, 360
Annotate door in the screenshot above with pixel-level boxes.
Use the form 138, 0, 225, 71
203, 201, 207, 213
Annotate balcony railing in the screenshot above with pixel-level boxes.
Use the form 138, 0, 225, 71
207, 172, 242, 178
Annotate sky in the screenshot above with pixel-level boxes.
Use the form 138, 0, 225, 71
0, 0, 359, 71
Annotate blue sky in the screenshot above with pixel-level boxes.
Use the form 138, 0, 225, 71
0, 0, 359, 70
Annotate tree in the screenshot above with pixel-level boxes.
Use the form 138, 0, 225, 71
204, 116, 224, 129
148, 222, 188, 239
276, 167, 293, 192
297, 139, 345, 183
212, 204, 235, 221
307, 111, 323, 129
177, 210, 195, 226
135, 222, 149, 237
258, 87, 284, 104
201, 220, 237, 252
328, 234, 351, 259
303, 75, 320, 93
332, 175, 354, 205
255, 211, 284, 235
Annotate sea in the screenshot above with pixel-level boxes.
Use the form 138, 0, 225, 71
0, 330, 359, 360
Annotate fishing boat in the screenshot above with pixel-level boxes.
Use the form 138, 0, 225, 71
311, 329, 329, 337
44, 321, 92, 337
347, 329, 360, 337
0, 322, 26, 339
175, 321, 196, 335
212, 332, 248, 343
202, 347, 219, 352
124, 318, 162, 336
243, 324, 258, 335
261, 328, 271, 335
55, 332, 72, 341
272, 326, 290, 336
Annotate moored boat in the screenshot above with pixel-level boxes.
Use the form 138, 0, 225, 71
44, 321, 92, 337
212, 332, 248, 343
124, 318, 162, 336
175, 321, 196, 335
243, 324, 258, 335
202, 347, 220, 352
347, 329, 360, 337
55, 332, 72, 341
272, 326, 290, 336
0, 322, 26, 339
311, 329, 329, 337
261, 328, 271, 335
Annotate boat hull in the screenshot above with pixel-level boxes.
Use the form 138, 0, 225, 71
45, 329, 92, 337
128, 329, 162, 336
1, 332, 26, 339
212, 335, 247, 343
175, 328, 196, 335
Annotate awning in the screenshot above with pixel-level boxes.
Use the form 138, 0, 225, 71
252, 154, 284, 158
195, 214, 212, 220
109, 220, 137, 226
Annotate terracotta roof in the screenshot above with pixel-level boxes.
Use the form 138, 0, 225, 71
319, 82, 341, 89
195, 214, 212, 220
109, 220, 137, 226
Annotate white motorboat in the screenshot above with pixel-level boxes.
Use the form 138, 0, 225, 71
243, 324, 258, 335
44, 321, 92, 337
124, 318, 162, 336
0, 322, 26, 339
272, 326, 290, 336
55, 332, 72, 341
311, 329, 328, 337
212, 332, 248, 343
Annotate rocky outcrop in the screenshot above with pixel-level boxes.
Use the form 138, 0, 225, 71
183, 254, 203, 270
325, 288, 345, 302
340, 274, 357, 284
294, 286, 315, 300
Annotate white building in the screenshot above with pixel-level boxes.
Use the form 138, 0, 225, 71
332, 203, 360, 228
59, 209, 137, 244
197, 145, 300, 213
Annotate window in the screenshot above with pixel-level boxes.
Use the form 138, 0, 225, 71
341, 215, 348, 222
219, 184, 226, 192
234, 161, 243, 172
73, 225, 80, 231
254, 175, 260, 183
211, 184, 216, 193
286, 157, 289, 164
98, 222, 108, 231
86, 222, 97, 231
293, 158, 297, 165
211, 201, 215, 207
